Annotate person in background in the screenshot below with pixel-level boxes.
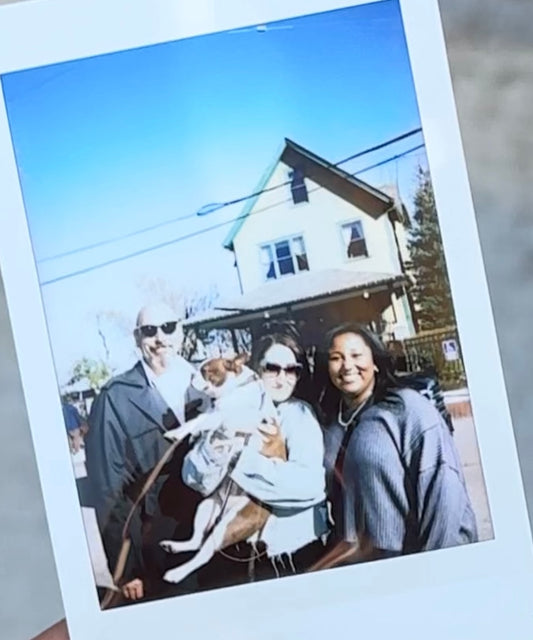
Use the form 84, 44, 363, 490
314, 322, 477, 570
61, 399, 87, 454
85, 302, 207, 605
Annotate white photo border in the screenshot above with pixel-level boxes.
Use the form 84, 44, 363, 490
0, 1, 532, 639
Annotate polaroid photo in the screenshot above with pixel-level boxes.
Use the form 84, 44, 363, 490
0, 0, 532, 639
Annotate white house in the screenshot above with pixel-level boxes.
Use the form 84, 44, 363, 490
186, 138, 416, 348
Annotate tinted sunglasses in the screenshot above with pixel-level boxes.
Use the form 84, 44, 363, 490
262, 362, 303, 379
137, 321, 179, 338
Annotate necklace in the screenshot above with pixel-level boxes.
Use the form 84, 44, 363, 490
337, 397, 369, 429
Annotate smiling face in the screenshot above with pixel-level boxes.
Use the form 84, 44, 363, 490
134, 303, 183, 375
328, 332, 376, 406
260, 343, 300, 404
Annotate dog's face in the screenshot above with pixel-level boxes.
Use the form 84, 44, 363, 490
193, 353, 250, 397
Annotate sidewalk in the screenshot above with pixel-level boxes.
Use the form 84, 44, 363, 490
452, 414, 493, 541
443, 389, 493, 540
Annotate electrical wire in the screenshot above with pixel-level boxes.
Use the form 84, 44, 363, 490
37, 128, 422, 264
40, 142, 425, 287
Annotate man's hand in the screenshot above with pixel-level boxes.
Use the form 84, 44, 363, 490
258, 419, 286, 460
121, 578, 144, 600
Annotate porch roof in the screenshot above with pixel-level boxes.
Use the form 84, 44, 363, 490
184, 269, 406, 329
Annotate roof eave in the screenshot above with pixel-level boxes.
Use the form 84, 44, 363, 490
282, 138, 396, 216
185, 274, 408, 329
222, 142, 286, 251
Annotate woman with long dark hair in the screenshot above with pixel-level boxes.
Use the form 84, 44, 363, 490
181, 329, 329, 586
314, 322, 477, 570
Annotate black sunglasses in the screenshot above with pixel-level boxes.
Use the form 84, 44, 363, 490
262, 362, 303, 378
137, 321, 179, 338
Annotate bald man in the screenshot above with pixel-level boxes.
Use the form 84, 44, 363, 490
85, 303, 208, 605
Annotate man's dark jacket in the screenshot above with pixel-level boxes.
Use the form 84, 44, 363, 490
85, 361, 201, 586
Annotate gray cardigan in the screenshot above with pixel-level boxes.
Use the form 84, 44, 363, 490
324, 388, 478, 554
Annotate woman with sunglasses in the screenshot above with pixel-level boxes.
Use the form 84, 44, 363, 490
182, 330, 329, 586
313, 323, 477, 571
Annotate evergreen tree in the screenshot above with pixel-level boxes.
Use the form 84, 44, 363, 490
407, 168, 455, 330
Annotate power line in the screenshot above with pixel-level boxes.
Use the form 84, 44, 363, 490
335, 127, 422, 167
196, 127, 423, 215
40, 142, 425, 287
37, 210, 199, 264
37, 127, 422, 264
350, 143, 425, 175
300, 144, 425, 205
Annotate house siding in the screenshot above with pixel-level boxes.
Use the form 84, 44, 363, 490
232, 161, 405, 293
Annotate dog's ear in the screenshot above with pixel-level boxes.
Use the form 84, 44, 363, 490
231, 352, 250, 375
223, 359, 234, 371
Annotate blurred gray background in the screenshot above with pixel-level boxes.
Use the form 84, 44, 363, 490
1, 0, 532, 637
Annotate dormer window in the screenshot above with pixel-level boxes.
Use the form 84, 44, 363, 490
260, 235, 309, 281
341, 220, 368, 259
289, 169, 308, 204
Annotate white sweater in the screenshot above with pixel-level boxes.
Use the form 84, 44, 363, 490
182, 398, 329, 556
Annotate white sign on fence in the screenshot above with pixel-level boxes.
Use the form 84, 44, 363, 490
442, 338, 460, 361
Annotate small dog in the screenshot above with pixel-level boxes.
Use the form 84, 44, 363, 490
160, 353, 279, 585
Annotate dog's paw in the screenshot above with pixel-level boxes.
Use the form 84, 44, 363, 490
159, 540, 181, 554
163, 567, 187, 584
163, 428, 184, 442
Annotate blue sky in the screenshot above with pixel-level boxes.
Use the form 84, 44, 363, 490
2, 0, 428, 383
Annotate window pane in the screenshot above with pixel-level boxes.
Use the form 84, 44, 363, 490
266, 262, 276, 279
341, 221, 367, 259
291, 236, 305, 255
296, 253, 309, 271
275, 241, 291, 259
278, 257, 295, 275
260, 245, 273, 263
291, 236, 309, 271
289, 169, 309, 204
341, 224, 352, 245
260, 245, 276, 280
350, 221, 363, 240
347, 237, 367, 258
292, 185, 308, 204
262, 237, 308, 278
275, 242, 295, 275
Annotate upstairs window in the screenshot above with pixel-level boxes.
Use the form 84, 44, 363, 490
260, 235, 309, 281
341, 220, 368, 259
289, 169, 308, 204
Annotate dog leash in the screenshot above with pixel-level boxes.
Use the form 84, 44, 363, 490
218, 541, 268, 563
213, 436, 270, 565
216, 385, 279, 565
99, 430, 262, 607
214, 484, 269, 565
199, 436, 269, 565
100, 437, 183, 610
101, 380, 272, 607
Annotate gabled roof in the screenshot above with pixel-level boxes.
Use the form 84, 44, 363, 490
223, 138, 400, 250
